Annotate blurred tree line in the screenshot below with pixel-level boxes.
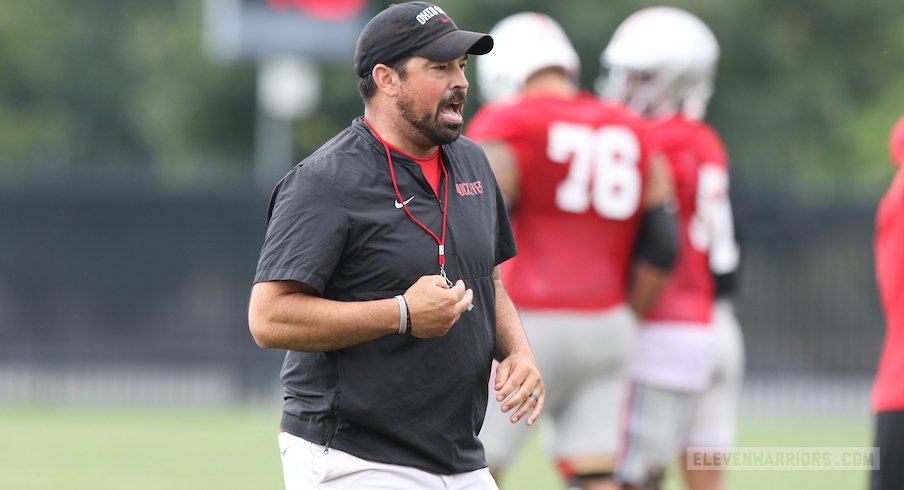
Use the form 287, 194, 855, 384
1, 0, 903, 201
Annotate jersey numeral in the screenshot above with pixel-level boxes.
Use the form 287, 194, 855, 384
547, 122, 642, 220
689, 164, 740, 273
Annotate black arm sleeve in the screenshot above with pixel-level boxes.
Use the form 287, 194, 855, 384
633, 202, 679, 270
714, 182, 743, 298
713, 271, 736, 297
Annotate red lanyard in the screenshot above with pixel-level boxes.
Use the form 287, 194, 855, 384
363, 118, 453, 285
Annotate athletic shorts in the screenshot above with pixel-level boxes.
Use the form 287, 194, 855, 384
278, 431, 498, 490
686, 300, 745, 448
480, 305, 636, 470
616, 382, 703, 486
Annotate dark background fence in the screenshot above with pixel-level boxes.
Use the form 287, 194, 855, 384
0, 180, 884, 408
0, 185, 284, 403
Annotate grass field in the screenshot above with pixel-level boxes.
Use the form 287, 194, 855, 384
0, 406, 872, 490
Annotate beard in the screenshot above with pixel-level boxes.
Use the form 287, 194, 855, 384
396, 89, 466, 147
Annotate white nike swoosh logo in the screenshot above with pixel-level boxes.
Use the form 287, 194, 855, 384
394, 196, 415, 209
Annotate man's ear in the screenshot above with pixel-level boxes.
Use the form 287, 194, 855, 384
372, 63, 401, 97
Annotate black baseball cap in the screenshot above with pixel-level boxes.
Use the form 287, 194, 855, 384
354, 2, 493, 78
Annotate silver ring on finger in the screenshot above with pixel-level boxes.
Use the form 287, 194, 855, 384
528, 392, 539, 402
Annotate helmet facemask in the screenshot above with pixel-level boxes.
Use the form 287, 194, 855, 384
598, 65, 682, 118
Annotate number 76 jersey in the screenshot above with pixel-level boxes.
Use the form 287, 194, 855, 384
465, 92, 656, 311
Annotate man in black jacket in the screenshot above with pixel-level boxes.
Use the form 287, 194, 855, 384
248, 3, 544, 489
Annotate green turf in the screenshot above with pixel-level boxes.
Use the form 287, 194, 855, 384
0, 406, 872, 490
0, 406, 285, 489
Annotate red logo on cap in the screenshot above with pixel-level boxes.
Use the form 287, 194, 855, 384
440, 17, 450, 23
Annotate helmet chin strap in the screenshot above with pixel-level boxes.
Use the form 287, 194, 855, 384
682, 95, 708, 121
680, 81, 714, 121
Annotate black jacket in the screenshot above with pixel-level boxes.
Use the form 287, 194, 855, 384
254, 117, 516, 474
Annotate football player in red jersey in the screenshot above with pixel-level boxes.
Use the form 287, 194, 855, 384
869, 116, 904, 490
465, 12, 678, 490
599, 7, 742, 490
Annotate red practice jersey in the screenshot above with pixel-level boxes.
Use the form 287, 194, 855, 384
642, 116, 735, 324
466, 92, 652, 310
872, 165, 904, 412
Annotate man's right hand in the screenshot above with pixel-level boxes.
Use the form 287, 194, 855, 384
403, 276, 473, 338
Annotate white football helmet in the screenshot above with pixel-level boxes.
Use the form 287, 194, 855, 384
477, 12, 580, 103
598, 7, 719, 120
